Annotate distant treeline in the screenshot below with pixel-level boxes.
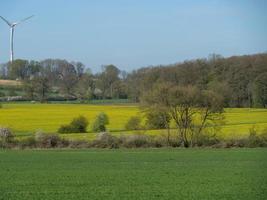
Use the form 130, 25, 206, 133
0, 53, 267, 107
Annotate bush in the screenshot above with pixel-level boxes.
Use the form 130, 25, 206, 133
92, 112, 109, 132
145, 110, 171, 129
246, 128, 267, 147
70, 116, 89, 132
92, 132, 120, 148
58, 124, 73, 133
68, 140, 90, 148
18, 136, 37, 149
121, 134, 151, 148
125, 116, 142, 130
35, 131, 68, 148
195, 133, 220, 147
0, 127, 14, 143
58, 115, 89, 133
153, 133, 181, 147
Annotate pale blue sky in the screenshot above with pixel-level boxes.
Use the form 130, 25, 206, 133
0, 0, 266, 72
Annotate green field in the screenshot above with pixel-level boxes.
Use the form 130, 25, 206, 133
0, 149, 266, 200
0, 103, 267, 139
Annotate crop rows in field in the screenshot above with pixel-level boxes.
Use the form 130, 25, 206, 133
0, 149, 266, 200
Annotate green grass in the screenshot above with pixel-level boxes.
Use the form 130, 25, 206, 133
0, 149, 266, 200
0, 103, 267, 139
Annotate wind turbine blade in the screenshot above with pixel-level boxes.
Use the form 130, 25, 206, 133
0, 16, 11, 26
15, 15, 34, 25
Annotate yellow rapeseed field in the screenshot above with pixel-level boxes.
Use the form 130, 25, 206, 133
0, 103, 267, 140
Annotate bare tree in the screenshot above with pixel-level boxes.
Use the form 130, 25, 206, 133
142, 83, 224, 147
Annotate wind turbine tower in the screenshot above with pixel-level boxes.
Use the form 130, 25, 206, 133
0, 15, 34, 63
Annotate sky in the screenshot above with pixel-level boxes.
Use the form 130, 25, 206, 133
0, 0, 266, 72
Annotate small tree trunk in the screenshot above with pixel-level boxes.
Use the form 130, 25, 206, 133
167, 126, 170, 146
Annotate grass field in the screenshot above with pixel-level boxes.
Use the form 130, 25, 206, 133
0, 149, 266, 200
0, 103, 267, 139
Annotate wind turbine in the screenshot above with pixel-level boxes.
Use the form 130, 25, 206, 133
0, 15, 34, 63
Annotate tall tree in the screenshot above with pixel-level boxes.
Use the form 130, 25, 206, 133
97, 65, 120, 98
57, 60, 78, 98
253, 72, 267, 108
142, 84, 224, 147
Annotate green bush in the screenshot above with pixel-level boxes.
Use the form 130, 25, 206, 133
58, 116, 89, 133
145, 111, 171, 129
70, 116, 89, 132
246, 128, 267, 147
195, 133, 220, 147
125, 116, 142, 130
92, 112, 109, 132
58, 124, 73, 133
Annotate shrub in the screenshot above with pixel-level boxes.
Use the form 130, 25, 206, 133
247, 132, 261, 147
70, 116, 89, 132
259, 129, 267, 147
58, 115, 89, 133
35, 131, 68, 148
121, 134, 151, 148
246, 128, 267, 147
68, 140, 90, 148
18, 136, 37, 149
145, 110, 171, 129
125, 116, 142, 130
58, 124, 74, 133
0, 127, 14, 143
195, 133, 220, 147
92, 132, 120, 148
153, 133, 181, 147
92, 112, 109, 132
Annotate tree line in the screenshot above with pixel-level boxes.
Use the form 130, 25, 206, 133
0, 53, 267, 107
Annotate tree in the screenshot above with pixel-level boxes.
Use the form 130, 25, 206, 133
7, 60, 41, 80
34, 75, 51, 102
142, 83, 224, 147
23, 78, 36, 100
193, 90, 224, 145
253, 72, 267, 107
23, 66, 51, 102
97, 65, 120, 99
57, 60, 78, 99
8, 59, 29, 80
0, 63, 8, 79
75, 73, 95, 101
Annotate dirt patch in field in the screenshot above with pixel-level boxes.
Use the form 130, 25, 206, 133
0, 79, 21, 86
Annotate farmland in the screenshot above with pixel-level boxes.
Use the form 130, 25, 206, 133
0, 79, 21, 86
0, 103, 267, 140
0, 148, 266, 200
